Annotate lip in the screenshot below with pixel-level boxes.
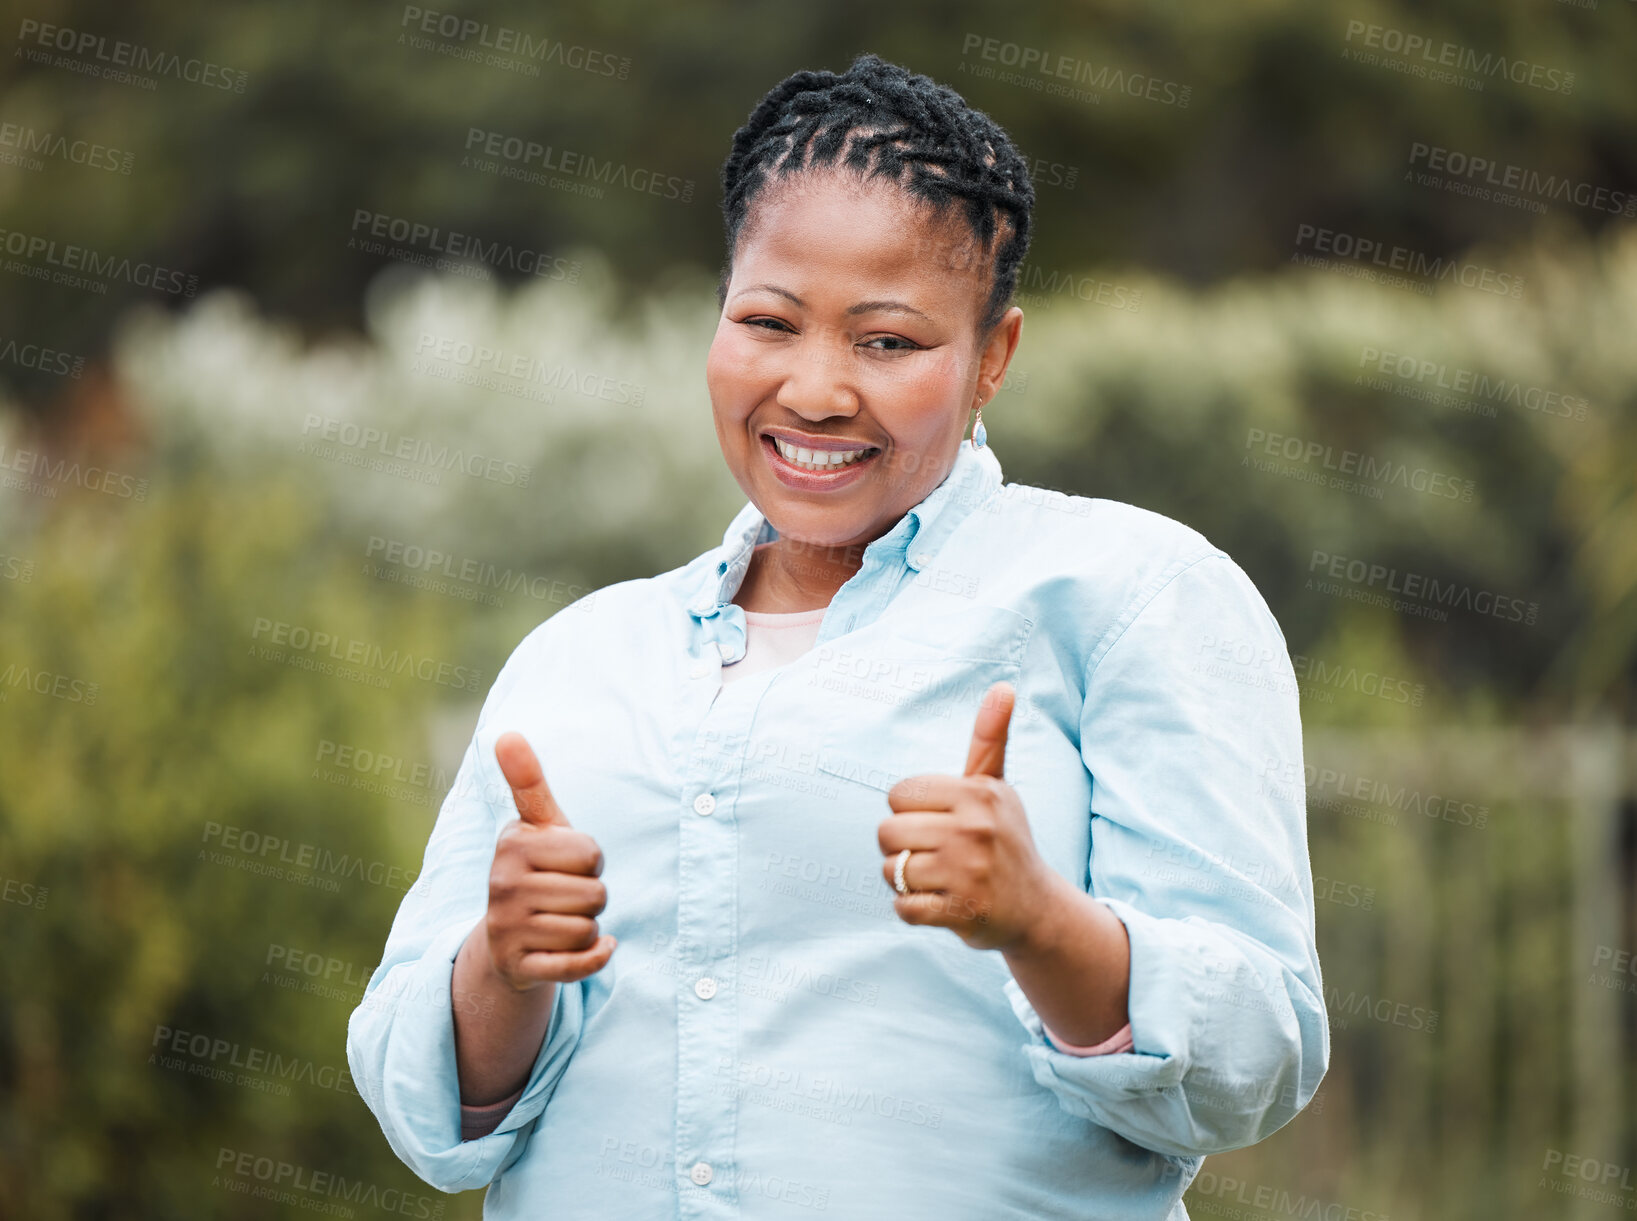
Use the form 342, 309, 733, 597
760, 427, 882, 453
760, 433, 881, 492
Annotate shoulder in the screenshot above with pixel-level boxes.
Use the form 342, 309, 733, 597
986, 479, 1223, 590
981, 480, 1284, 652
489, 545, 719, 684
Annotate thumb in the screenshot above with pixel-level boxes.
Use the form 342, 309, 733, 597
963, 681, 1015, 779
494, 731, 571, 828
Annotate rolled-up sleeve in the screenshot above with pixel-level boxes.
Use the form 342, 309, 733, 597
346, 625, 586, 1192
1005, 551, 1328, 1157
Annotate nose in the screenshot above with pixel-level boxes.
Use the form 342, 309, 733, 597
774, 328, 859, 422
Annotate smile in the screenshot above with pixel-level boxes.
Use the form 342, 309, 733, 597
760, 433, 882, 490
770, 436, 876, 470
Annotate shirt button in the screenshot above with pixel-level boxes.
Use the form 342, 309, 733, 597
694, 976, 718, 1000
692, 793, 716, 817
690, 1161, 713, 1186
912, 552, 931, 568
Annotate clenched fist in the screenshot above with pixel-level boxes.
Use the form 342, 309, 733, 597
878, 681, 1061, 952
483, 731, 617, 991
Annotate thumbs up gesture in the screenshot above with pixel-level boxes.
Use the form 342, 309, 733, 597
877, 681, 1056, 951
483, 731, 617, 991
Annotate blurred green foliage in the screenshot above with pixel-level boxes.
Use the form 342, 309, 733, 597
2, 0, 1635, 402
1, 3, 1634, 1218
1, 220, 1632, 1216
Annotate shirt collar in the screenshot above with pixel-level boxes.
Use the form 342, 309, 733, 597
689, 440, 1004, 619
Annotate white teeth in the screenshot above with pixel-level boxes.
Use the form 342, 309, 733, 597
771, 436, 875, 472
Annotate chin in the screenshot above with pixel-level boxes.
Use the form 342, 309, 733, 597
763, 505, 866, 548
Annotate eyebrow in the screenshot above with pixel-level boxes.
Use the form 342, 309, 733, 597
734, 284, 933, 322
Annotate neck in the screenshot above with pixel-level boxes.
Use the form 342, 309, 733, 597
735, 536, 868, 613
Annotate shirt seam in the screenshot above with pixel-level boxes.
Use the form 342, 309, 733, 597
1083, 549, 1226, 690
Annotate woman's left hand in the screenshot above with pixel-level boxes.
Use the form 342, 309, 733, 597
878, 681, 1066, 952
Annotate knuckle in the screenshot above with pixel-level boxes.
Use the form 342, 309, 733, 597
956, 812, 995, 841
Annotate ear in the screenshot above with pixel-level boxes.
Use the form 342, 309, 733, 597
973, 306, 1024, 409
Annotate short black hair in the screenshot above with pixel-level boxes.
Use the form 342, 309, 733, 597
717, 51, 1035, 340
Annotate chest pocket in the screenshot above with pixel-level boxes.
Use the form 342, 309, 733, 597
808, 604, 1035, 793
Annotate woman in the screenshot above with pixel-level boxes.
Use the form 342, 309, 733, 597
348, 52, 1327, 1220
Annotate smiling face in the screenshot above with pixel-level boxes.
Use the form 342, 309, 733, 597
706, 166, 1023, 556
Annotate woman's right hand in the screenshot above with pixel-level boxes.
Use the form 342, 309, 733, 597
484, 731, 618, 992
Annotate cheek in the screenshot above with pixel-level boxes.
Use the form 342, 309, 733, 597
896, 345, 969, 397
705, 334, 752, 408
887, 354, 970, 423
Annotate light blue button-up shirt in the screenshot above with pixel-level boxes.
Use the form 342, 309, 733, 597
347, 440, 1328, 1220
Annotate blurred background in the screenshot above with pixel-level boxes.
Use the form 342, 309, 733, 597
1, 2, 1634, 1217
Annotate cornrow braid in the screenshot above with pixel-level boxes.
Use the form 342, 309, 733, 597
717, 51, 1035, 339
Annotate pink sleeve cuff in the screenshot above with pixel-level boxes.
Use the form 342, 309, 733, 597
1041, 1019, 1133, 1056
460, 1085, 524, 1142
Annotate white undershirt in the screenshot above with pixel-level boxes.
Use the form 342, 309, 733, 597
721, 542, 829, 685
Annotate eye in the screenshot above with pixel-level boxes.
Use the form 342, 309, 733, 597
740, 316, 793, 333
862, 335, 921, 352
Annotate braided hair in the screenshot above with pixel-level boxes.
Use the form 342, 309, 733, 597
717, 52, 1035, 341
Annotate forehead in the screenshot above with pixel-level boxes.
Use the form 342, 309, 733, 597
736, 166, 992, 299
